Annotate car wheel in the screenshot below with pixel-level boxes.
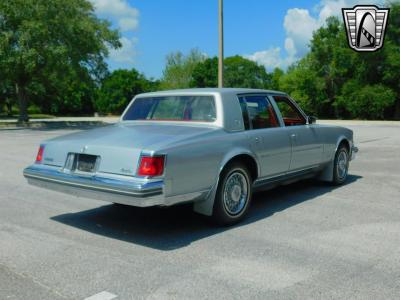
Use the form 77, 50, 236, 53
332, 145, 349, 185
212, 162, 252, 225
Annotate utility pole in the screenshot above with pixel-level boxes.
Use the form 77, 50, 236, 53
218, 0, 224, 88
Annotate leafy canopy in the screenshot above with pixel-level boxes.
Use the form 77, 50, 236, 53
96, 69, 156, 114
0, 0, 121, 120
191, 55, 271, 89
160, 48, 206, 90
281, 4, 400, 120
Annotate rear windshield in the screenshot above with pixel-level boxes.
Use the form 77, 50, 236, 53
122, 95, 216, 122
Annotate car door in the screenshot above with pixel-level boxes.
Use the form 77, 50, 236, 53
270, 95, 323, 171
238, 95, 291, 178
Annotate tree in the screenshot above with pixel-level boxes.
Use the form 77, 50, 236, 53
191, 55, 271, 89
191, 57, 219, 87
307, 16, 357, 117
279, 2, 400, 120
95, 69, 153, 115
160, 48, 206, 90
0, 79, 14, 115
337, 82, 395, 119
382, 3, 400, 119
0, 0, 121, 121
17, 64, 98, 116
279, 56, 325, 116
270, 68, 284, 91
224, 56, 271, 88
38, 68, 96, 115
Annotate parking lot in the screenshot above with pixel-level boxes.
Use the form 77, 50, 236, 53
0, 123, 399, 299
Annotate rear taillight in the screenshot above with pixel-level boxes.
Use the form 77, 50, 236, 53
137, 156, 165, 177
35, 145, 45, 163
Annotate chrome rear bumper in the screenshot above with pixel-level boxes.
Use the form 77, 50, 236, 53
23, 164, 165, 207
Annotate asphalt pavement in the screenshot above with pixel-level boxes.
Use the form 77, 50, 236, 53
0, 123, 399, 299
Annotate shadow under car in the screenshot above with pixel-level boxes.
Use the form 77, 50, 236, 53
51, 174, 362, 251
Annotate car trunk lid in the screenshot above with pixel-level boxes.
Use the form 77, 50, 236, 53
41, 123, 219, 176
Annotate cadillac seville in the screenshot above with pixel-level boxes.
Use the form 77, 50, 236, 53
24, 88, 358, 225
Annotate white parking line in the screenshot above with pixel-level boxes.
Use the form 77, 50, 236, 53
84, 291, 117, 300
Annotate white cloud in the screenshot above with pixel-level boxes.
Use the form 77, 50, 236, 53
109, 37, 137, 64
318, 0, 349, 21
246, 48, 281, 70
284, 38, 296, 58
285, 0, 385, 58
316, 0, 383, 22
245, 48, 296, 71
246, 0, 385, 70
284, 8, 319, 58
119, 18, 139, 31
90, 0, 139, 31
90, 0, 140, 67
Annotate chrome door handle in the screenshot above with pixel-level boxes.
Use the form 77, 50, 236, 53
290, 134, 297, 138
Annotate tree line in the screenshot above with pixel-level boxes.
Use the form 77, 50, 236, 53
1, 1, 399, 121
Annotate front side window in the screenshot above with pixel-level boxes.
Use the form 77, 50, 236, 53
123, 96, 216, 122
238, 95, 279, 130
273, 96, 306, 126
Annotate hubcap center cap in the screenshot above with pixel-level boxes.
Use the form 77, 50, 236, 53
231, 185, 241, 202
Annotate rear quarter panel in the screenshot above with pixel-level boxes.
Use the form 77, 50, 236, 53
159, 130, 252, 198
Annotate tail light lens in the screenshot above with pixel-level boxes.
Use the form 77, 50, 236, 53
137, 156, 165, 177
35, 145, 45, 163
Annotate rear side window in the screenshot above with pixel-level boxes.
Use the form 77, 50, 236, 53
123, 96, 216, 122
238, 95, 279, 130
238, 97, 250, 130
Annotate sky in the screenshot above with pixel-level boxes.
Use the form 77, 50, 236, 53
90, 0, 387, 79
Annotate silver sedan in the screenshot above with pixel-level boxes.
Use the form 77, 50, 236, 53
24, 88, 358, 225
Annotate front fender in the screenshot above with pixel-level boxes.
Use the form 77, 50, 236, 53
318, 133, 353, 182
334, 135, 351, 157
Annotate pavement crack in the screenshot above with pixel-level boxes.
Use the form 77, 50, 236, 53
0, 262, 70, 299
358, 137, 389, 144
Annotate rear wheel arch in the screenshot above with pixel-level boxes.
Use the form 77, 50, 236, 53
192, 152, 258, 217
221, 154, 258, 182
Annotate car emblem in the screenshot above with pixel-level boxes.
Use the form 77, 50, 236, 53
342, 5, 389, 52
81, 146, 88, 153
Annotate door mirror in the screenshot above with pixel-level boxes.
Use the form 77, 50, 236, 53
307, 116, 317, 124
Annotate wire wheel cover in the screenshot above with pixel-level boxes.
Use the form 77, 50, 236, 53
223, 171, 248, 215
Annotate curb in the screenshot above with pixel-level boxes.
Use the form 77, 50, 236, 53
0, 121, 110, 130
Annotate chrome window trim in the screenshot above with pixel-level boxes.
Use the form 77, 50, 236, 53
269, 94, 309, 127
236, 93, 283, 130
120, 93, 221, 126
